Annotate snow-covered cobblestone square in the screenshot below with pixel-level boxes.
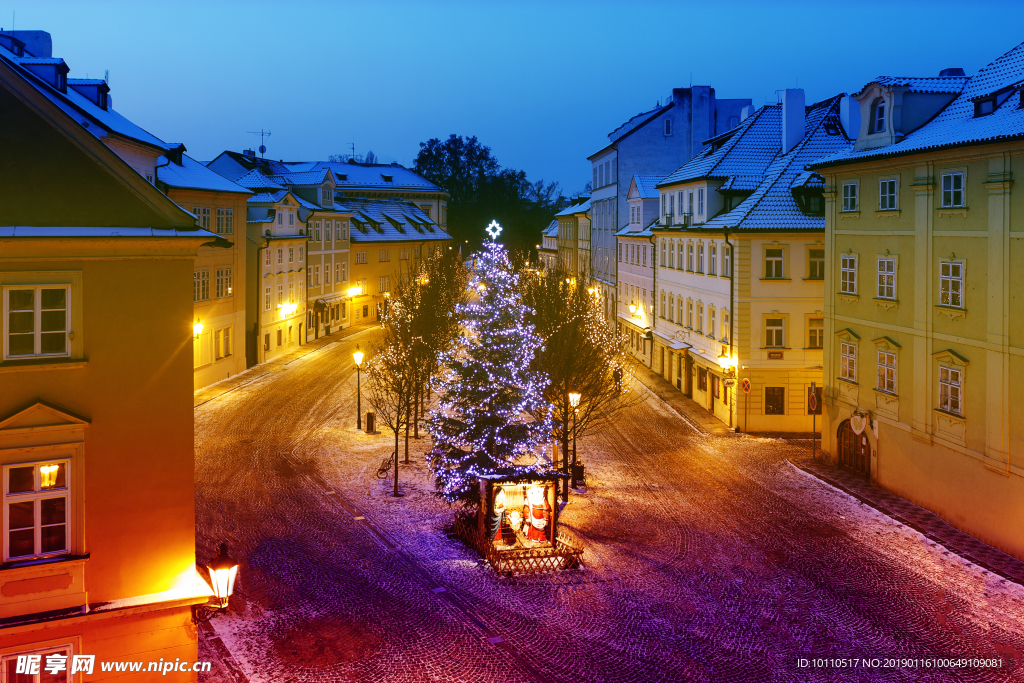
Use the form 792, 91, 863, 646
195, 330, 1024, 682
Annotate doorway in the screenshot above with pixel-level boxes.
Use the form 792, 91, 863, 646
837, 419, 870, 475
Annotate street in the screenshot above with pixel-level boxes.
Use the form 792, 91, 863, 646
195, 329, 1024, 683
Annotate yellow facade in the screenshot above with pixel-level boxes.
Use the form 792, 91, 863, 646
818, 143, 1024, 559
348, 239, 451, 323
305, 209, 353, 339
0, 56, 210, 677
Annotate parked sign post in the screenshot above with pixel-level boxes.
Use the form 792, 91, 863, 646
741, 378, 751, 433
809, 382, 818, 460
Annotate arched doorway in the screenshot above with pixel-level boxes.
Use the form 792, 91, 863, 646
837, 419, 870, 475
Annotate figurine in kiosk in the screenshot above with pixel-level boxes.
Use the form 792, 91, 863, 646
490, 488, 508, 546
521, 485, 551, 543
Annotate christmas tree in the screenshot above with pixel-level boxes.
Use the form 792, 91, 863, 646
427, 224, 555, 505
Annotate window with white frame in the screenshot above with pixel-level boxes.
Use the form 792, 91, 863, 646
277, 211, 283, 226
314, 265, 321, 286
215, 268, 233, 298
314, 224, 321, 241
877, 258, 896, 299
877, 351, 896, 394
4, 286, 68, 359
709, 244, 717, 275
939, 366, 962, 415
765, 318, 784, 347
216, 208, 233, 235
841, 254, 858, 294
325, 264, 331, 285
4, 459, 70, 560
879, 178, 897, 210
192, 206, 211, 230
277, 285, 284, 306
290, 247, 296, 264
322, 186, 333, 205
708, 308, 716, 339
940, 261, 963, 308
1, 644, 77, 681
697, 305, 704, 333
341, 262, 347, 281
686, 300, 693, 328
288, 282, 295, 304
379, 249, 390, 262
841, 342, 857, 381
697, 244, 704, 273
193, 270, 210, 302
298, 246, 304, 262
660, 291, 666, 317
669, 242, 676, 269
941, 172, 965, 208
264, 287, 271, 311
809, 249, 825, 279
277, 248, 283, 265
379, 276, 390, 293
288, 211, 294, 226
721, 310, 730, 343
264, 249, 271, 267
764, 248, 784, 278
355, 251, 366, 264
808, 318, 823, 348
698, 188, 704, 217
687, 243, 694, 271
842, 182, 858, 211
723, 246, 731, 276
872, 98, 886, 133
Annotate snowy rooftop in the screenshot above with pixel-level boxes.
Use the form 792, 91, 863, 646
857, 75, 969, 95
813, 41, 1024, 167
542, 219, 558, 238
269, 169, 332, 187
158, 154, 252, 194
340, 198, 451, 243
235, 170, 286, 192
554, 199, 591, 217
630, 175, 663, 199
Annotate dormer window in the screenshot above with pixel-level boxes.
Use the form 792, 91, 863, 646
381, 175, 393, 182
321, 186, 332, 205
871, 98, 886, 133
975, 98, 995, 116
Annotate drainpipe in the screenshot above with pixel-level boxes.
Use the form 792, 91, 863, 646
724, 227, 736, 429
248, 235, 265, 365
647, 231, 657, 369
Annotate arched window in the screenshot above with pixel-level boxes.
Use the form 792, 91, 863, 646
871, 97, 886, 133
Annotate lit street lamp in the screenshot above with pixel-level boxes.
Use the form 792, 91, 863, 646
192, 542, 239, 623
568, 391, 581, 495
354, 345, 364, 430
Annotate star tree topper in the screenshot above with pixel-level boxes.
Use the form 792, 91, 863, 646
486, 220, 502, 241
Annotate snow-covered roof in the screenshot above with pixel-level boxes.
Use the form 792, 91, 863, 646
700, 95, 850, 232
340, 198, 451, 243
555, 199, 591, 217
615, 225, 655, 237
235, 170, 286, 191
857, 75, 969, 96
299, 161, 442, 193
158, 154, 251, 194
0, 226, 218, 239
542, 219, 558, 238
813, 41, 1024, 167
630, 175, 662, 199
658, 105, 782, 188
270, 169, 331, 187
248, 190, 291, 205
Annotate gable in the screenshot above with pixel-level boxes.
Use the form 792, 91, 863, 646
0, 401, 89, 432
0, 58, 196, 229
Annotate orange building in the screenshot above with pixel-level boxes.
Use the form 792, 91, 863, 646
0, 33, 214, 679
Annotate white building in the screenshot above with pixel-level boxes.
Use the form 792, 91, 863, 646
615, 175, 661, 363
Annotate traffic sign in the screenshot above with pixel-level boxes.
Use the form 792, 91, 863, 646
740, 378, 751, 394
808, 392, 817, 412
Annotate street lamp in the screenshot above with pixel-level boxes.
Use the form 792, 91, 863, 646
354, 345, 364, 430
568, 392, 581, 493
193, 320, 203, 338
192, 542, 239, 623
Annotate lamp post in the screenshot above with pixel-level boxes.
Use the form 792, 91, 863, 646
192, 542, 239, 624
568, 392, 581, 496
354, 345, 364, 430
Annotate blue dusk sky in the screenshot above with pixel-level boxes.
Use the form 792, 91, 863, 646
5, 0, 1023, 194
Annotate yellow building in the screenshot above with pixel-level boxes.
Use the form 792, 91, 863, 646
158, 155, 252, 388
651, 92, 847, 431
342, 198, 452, 323
809, 47, 1024, 559
555, 198, 591, 278
0, 44, 212, 677
538, 219, 558, 271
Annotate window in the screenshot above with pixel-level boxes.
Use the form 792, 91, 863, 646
192, 206, 210, 230
721, 310, 730, 343
664, 118, 672, 136
193, 270, 210, 302
942, 172, 964, 208
277, 248, 283, 265
808, 318, 823, 348
698, 368, 708, 391
314, 265, 321, 287
642, 246, 647, 267
687, 243, 694, 271
379, 250, 390, 262
765, 248, 784, 278
871, 98, 886, 133
298, 247, 304, 262
877, 258, 896, 300
878, 351, 896, 394
379, 276, 390, 293
325, 264, 331, 285
314, 225, 321, 241
975, 98, 996, 116
939, 366, 962, 415
841, 254, 858, 294
841, 342, 857, 381
697, 244, 704, 273
669, 242, 676, 269
215, 268, 233, 298
215, 208, 234, 235
265, 249, 271, 267
413, 246, 419, 258
400, 248, 409, 260
723, 246, 731, 277
356, 251, 367, 264
698, 188, 704, 217
660, 291, 666, 318
708, 308, 716, 339
277, 285, 284, 306
940, 261, 963, 308
4, 286, 68, 359
289, 247, 294, 264
277, 211, 283, 226
686, 300, 693, 328
697, 305, 704, 333
842, 182, 858, 212
879, 179, 897, 210
765, 318, 783, 347
4, 459, 70, 560
322, 186, 333, 205
342, 263, 348, 281
709, 244, 717, 275
765, 387, 785, 415
809, 249, 825, 279
277, 329, 282, 346
288, 211, 294, 226
264, 286, 271, 311
288, 282, 295, 303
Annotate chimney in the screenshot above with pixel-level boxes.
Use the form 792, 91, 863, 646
740, 104, 755, 121
840, 95, 861, 138
939, 67, 966, 77
243, 149, 255, 158
782, 88, 805, 154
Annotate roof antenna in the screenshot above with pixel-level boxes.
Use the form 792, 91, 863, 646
351, 141, 355, 160
247, 130, 272, 158
104, 69, 109, 84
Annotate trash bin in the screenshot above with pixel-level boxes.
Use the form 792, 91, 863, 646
571, 463, 585, 487
365, 411, 375, 433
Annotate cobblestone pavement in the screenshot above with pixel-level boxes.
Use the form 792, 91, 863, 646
195, 331, 1024, 683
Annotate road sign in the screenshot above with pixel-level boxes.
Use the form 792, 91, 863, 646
808, 392, 817, 412
740, 378, 751, 394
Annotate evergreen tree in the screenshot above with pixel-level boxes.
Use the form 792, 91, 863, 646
427, 232, 554, 505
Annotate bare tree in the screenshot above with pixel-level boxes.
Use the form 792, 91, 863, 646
522, 265, 637, 498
